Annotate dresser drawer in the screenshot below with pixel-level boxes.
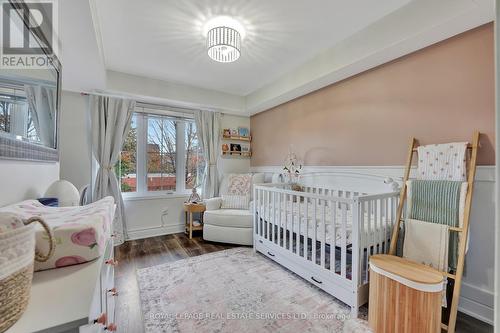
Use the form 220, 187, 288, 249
101, 239, 115, 319
84, 238, 116, 332
104, 258, 116, 327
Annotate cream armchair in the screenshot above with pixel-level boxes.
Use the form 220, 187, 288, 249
203, 173, 265, 245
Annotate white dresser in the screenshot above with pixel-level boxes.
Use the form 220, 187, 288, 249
7, 239, 117, 333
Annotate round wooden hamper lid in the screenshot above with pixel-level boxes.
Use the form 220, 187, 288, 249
369, 254, 444, 293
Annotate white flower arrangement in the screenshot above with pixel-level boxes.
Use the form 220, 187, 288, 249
282, 146, 303, 184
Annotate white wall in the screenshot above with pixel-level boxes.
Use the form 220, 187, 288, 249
124, 195, 188, 240
250, 165, 495, 324
106, 70, 246, 115
59, 91, 91, 190
0, 160, 59, 207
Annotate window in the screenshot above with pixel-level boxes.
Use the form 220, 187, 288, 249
185, 121, 204, 190
147, 115, 176, 192
0, 84, 42, 144
117, 105, 204, 196
117, 114, 137, 192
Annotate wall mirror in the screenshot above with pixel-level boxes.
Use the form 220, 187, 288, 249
0, 2, 61, 161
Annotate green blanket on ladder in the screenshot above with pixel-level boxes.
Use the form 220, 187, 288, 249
408, 180, 463, 271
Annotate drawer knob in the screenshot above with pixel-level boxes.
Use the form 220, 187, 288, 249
108, 287, 119, 296
94, 313, 107, 325
105, 259, 118, 266
105, 323, 117, 331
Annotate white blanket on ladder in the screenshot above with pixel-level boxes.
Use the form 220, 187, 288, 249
403, 218, 448, 306
417, 142, 467, 181
403, 218, 449, 271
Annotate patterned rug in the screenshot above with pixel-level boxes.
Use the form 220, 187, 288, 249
137, 248, 368, 332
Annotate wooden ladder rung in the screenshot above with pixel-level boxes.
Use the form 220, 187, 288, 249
444, 272, 456, 279
442, 323, 448, 330
399, 219, 463, 232
412, 144, 474, 152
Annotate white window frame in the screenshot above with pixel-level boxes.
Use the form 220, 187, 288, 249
121, 106, 199, 199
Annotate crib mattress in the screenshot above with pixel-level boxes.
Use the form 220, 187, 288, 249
0, 196, 115, 271
258, 201, 392, 247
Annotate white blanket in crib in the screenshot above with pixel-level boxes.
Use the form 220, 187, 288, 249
258, 201, 392, 247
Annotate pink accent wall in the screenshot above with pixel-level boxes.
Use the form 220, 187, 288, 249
250, 23, 495, 166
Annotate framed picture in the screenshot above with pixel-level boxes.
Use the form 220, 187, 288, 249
238, 127, 249, 137
230, 143, 241, 152
223, 129, 231, 137
231, 129, 238, 136
222, 144, 229, 152
241, 145, 250, 152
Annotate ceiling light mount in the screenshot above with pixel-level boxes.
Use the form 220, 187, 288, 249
206, 26, 241, 63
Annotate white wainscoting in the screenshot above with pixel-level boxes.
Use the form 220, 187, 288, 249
124, 195, 189, 241
250, 165, 495, 324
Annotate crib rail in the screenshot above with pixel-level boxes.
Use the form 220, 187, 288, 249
253, 184, 399, 288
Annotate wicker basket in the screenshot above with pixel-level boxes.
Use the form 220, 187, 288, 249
0, 215, 55, 333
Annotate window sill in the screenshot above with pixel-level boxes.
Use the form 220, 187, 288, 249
122, 192, 191, 201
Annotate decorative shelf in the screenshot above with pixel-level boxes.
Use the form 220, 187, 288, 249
222, 151, 252, 157
222, 135, 252, 142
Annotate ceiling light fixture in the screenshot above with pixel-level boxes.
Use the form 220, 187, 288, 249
204, 16, 244, 63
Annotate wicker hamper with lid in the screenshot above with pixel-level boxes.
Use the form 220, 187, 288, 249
0, 213, 55, 333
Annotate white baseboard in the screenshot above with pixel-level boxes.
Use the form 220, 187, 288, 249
126, 224, 184, 241
459, 282, 494, 325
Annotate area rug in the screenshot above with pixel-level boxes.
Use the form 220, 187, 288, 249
137, 247, 368, 332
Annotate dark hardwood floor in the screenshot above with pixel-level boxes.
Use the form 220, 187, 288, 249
114, 233, 235, 333
114, 233, 492, 333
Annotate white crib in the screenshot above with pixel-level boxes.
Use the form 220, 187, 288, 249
253, 172, 400, 316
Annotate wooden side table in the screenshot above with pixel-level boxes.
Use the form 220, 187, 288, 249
184, 203, 206, 239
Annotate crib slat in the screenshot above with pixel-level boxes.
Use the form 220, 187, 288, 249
383, 198, 388, 253
312, 198, 317, 264
304, 196, 308, 259
321, 199, 326, 268
257, 189, 261, 237
267, 190, 271, 241
288, 194, 292, 250
275, 192, 278, 244
361, 200, 368, 283
283, 193, 288, 249
331, 198, 336, 273
295, 195, 300, 256
277, 192, 282, 246
367, 200, 373, 256
341, 203, 347, 278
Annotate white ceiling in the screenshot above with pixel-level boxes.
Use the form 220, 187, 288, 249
93, 0, 411, 96
58, 0, 493, 115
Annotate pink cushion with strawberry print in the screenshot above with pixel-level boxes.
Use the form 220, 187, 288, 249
0, 196, 115, 271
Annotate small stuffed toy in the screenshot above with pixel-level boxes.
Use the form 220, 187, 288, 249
188, 188, 201, 204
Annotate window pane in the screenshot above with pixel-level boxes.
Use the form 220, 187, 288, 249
147, 115, 176, 192
0, 100, 12, 133
117, 114, 137, 192
185, 121, 204, 190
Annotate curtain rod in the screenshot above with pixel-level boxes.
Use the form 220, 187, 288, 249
80, 91, 215, 114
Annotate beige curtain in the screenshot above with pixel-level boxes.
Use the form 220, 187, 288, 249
90, 95, 136, 245
194, 110, 221, 198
